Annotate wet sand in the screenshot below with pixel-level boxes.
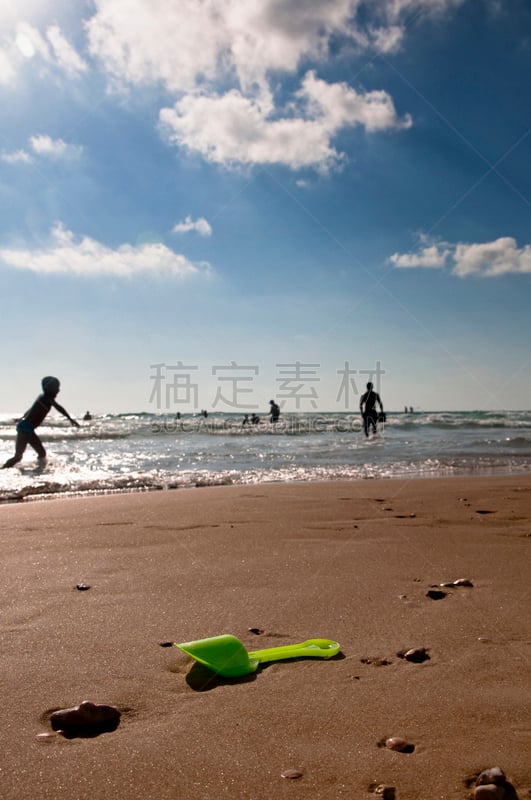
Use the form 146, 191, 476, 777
1, 475, 530, 799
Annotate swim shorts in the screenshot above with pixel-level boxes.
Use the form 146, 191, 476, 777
16, 419, 35, 436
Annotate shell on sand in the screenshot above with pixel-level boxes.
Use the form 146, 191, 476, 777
440, 578, 474, 587
280, 769, 303, 779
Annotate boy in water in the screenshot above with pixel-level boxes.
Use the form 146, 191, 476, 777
2, 376, 79, 469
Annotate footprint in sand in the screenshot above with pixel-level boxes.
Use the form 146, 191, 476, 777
360, 656, 393, 667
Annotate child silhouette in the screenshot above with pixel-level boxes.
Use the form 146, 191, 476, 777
2, 376, 79, 469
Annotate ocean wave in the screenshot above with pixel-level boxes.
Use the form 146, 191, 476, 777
1, 457, 529, 504
1, 410, 530, 440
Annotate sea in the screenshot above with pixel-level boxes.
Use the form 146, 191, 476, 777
0, 410, 530, 503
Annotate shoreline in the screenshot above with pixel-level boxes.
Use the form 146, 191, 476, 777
2, 466, 531, 506
1, 475, 530, 799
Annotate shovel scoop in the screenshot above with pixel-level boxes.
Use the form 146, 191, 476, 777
174, 634, 340, 678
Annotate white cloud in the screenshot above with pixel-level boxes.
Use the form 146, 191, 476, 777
86, 0, 358, 93
1, 135, 82, 163
160, 72, 409, 171
390, 235, 531, 277
172, 216, 212, 237
368, 24, 405, 53
15, 22, 50, 61
301, 70, 411, 133
0, 48, 15, 84
86, 0, 466, 93
390, 243, 449, 268
29, 134, 82, 158
452, 237, 531, 277
1, 149, 33, 164
0, 20, 87, 85
0, 223, 212, 278
160, 89, 338, 170
86, 2, 421, 171
45, 24, 88, 75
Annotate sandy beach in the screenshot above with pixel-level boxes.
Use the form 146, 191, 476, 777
1, 475, 529, 799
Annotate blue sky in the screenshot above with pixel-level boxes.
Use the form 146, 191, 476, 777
1, 0, 530, 415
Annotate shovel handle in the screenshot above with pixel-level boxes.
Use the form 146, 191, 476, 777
248, 638, 340, 664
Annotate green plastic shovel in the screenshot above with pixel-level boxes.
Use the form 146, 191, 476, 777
174, 634, 340, 678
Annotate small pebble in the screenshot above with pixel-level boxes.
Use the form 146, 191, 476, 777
281, 769, 303, 779
401, 647, 430, 663
426, 589, 447, 600
385, 737, 415, 753
248, 627, 263, 635
75, 583, 90, 591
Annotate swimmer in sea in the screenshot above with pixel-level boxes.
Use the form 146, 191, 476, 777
2, 376, 79, 468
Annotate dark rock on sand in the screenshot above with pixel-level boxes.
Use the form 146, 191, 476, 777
398, 646, 430, 663
474, 767, 519, 799
477, 767, 507, 785
474, 787, 515, 799
50, 700, 120, 736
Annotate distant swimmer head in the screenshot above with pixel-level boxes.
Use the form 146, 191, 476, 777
42, 376, 60, 396
366, 382, 374, 390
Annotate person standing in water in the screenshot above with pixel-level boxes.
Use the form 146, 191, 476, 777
269, 400, 280, 423
2, 376, 79, 468
359, 381, 384, 438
